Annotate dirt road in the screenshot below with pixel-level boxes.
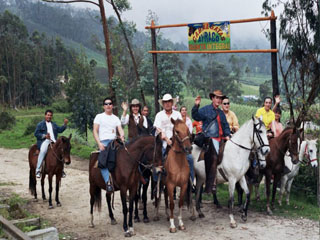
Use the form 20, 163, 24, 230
0, 148, 319, 240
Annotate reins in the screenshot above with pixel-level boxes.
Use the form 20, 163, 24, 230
49, 142, 64, 163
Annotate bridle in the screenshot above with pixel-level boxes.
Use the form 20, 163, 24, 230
49, 141, 65, 163
300, 142, 318, 165
230, 119, 269, 157
172, 128, 191, 154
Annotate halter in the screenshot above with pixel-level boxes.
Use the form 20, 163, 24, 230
301, 142, 318, 165
49, 142, 64, 163
171, 129, 191, 153
230, 119, 269, 158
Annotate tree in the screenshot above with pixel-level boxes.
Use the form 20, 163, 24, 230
259, 79, 272, 104
66, 54, 101, 141
262, 0, 320, 126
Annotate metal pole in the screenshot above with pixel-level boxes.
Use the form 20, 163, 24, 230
151, 20, 160, 114
270, 10, 279, 98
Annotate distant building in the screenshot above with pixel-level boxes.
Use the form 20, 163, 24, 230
242, 95, 258, 102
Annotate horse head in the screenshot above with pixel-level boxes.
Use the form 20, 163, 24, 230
252, 117, 270, 168
304, 139, 318, 167
56, 134, 72, 165
171, 118, 192, 154
287, 128, 301, 164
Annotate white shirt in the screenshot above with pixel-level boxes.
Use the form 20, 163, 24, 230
154, 110, 182, 148
121, 113, 148, 129
185, 117, 193, 134
46, 121, 56, 142
93, 113, 121, 140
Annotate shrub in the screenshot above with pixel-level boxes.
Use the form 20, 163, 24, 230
51, 99, 69, 113
24, 116, 43, 136
0, 112, 16, 130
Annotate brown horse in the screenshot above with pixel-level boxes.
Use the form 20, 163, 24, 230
262, 127, 300, 214
89, 135, 162, 237
154, 118, 194, 233
28, 135, 72, 208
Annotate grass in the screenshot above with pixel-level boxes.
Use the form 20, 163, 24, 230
202, 184, 320, 221
240, 83, 259, 96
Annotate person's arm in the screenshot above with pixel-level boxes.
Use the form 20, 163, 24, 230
34, 122, 45, 140
57, 119, 68, 133
120, 114, 129, 125
272, 95, 281, 112
192, 96, 206, 121
221, 112, 231, 139
117, 125, 125, 142
93, 123, 105, 151
271, 120, 276, 136
121, 102, 129, 125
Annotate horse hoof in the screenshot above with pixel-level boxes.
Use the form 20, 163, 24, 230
169, 227, 177, 233
48, 205, 53, 209
190, 215, 196, 221
111, 219, 117, 225
230, 222, 237, 228
241, 215, 247, 222
89, 224, 94, 228
178, 225, 186, 231
124, 231, 131, 237
57, 203, 61, 207
134, 218, 140, 223
143, 218, 150, 223
199, 213, 205, 218
33, 199, 38, 202
153, 216, 160, 222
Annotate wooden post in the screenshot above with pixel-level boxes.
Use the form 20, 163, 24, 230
318, 141, 320, 207
270, 10, 279, 98
151, 20, 160, 114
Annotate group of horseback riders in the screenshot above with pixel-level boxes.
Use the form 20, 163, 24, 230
33, 89, 284, 194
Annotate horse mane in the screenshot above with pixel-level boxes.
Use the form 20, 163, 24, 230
123, 134, 154, 148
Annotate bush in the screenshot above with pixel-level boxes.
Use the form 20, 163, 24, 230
51, 99, 69, 113
0, 112, 16, 130
24, 116, 43, 136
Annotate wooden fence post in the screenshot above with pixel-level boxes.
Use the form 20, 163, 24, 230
270, 10, 279, 98
151, 20, 160, 114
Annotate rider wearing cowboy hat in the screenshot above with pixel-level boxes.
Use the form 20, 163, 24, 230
154, 94, 195, 182
121, 99, 148, 141
192, 90, 231, 193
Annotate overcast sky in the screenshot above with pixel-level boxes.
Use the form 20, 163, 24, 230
73, 0, 282, 46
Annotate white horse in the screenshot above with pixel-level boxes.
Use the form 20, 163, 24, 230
278, 139, 318, 206
192, 117, 270, 228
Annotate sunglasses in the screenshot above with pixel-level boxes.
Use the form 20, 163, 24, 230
223, 102, 230, 105
104, 102, 113, 106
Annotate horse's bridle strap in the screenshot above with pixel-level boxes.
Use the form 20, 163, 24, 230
229, 139, 251, 151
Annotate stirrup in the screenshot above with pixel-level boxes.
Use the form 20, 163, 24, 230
36, 171, 41, 178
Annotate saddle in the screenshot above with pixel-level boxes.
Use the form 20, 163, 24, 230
97, 140, 121, 172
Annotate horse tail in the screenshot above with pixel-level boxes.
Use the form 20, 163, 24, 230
29, 168, 36, 196
92, 185, 102, 211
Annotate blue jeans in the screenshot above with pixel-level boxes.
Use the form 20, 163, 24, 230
36, 139, 51, 173
100, 139, 112, 184
212, 139, 220, 154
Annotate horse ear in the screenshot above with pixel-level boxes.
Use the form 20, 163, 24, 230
69, 133, 72, 140
171, 118, 176, 125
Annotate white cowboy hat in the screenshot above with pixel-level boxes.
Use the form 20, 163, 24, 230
158, 94, 177, 107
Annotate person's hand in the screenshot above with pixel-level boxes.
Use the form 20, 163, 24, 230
64, 118, 68, 125
120, 135, 125, 142
121, 102, 128, 112
195, 96, 201, 105
45, 133, 51, 140
225, 136, 230, 141
98, 142, 105, 151
166, 138, 172, 146
275, 95, 281, 104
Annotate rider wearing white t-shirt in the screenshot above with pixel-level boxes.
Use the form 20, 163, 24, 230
93, 97, 125, 192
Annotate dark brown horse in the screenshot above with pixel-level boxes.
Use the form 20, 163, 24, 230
154, 119, 194, 233
262, 127, 300, 214
28, 135, 72, 208
89, 135, 162, 237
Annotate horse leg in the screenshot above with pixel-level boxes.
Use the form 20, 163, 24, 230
142, 178, 150, 223
120, 190, 130, 237
48, 174, 54, 209
278, 176, 287, 206
164, 186, 170, 221
134, 192, 140, 223
236, 182, 243, 208
196, 178, 205, 218
271, 174, 281, 209
239, 177, 250, 222
138, 182, 143, 210
255, 174, 263, 201
189, 179, 196, 221
265, 171, 272, 215
128, 188, 136, 236
228, 179, 237, 228
89, 185, 95, 228
55, 175, 62, 207
285, 178, 294, 206
29, 168, 38, 201
106, 193, 117, 225
213, 192, 222, 208
153, 176, 161, 222
178, 184, 187, 231
41, 175, 46, 201
167, 184, 176, 233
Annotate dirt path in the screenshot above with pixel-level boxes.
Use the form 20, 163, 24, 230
0, 148, 319, 240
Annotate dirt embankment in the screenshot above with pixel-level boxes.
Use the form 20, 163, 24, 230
0, 148, 319, 240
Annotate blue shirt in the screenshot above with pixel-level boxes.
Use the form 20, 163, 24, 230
192, 104, 230, 138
